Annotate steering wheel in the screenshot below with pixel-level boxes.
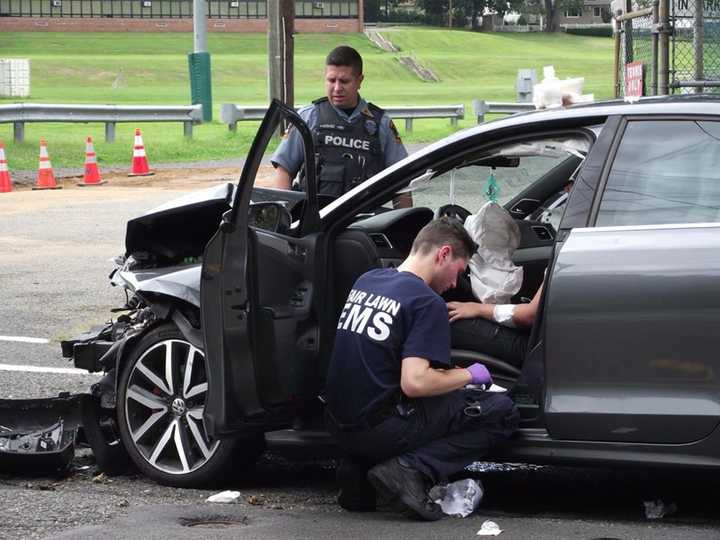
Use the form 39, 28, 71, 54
436, 204, 472, 223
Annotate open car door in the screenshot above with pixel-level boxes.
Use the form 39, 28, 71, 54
201, 100, 322, 438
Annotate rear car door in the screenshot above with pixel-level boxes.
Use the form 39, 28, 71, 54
545, 116, 720, 444
201, 100, 323, 438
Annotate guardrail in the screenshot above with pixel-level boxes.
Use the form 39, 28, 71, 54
472, 100, 536, 124
220, 103, 465, 133
0, 104, 204, 143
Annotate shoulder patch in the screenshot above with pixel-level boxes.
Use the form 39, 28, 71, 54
389, 120, 402, 144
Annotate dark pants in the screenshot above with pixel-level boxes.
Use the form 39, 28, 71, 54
450, 318, 529, 369
328, 390, 519, 485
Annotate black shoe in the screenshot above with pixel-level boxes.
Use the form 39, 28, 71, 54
367, 458, 443, 521
336, 458, 377, 512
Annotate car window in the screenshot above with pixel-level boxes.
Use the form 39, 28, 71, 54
596, 120, 720, 227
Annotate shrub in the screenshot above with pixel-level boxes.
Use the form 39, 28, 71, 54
565, 26, 614, 37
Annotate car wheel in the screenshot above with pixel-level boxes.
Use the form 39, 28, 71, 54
117, 323, 263, 487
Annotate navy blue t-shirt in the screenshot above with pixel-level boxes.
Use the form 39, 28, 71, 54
325, 268, 451, 424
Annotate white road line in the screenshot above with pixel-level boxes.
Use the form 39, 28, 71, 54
0, 335, 50, 344
0, 363, 100, 376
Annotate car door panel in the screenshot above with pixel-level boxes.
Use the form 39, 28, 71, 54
544, 225, 720, 444
249, 229, 322, 409
201, 100, 321, 437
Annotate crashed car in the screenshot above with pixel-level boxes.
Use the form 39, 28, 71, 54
56, 96, 720, 487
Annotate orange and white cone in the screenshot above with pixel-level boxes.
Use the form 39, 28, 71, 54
0, 142, 12, 193
33, 139, 61, 190
78, 136, 106, 187
129, 128, 153, 177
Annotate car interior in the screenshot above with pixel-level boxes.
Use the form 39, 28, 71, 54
244, 129, 595, 430
325, 134, 592, 409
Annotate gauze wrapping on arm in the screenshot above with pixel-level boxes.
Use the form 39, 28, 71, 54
492, 304, 517, 328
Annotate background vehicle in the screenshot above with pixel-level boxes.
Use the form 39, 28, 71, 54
64, 96, 720, 486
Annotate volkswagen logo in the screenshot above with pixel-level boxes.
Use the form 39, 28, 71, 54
171, 398, 186, 416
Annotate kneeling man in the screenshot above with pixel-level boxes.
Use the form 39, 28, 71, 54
324, 217, 519, 520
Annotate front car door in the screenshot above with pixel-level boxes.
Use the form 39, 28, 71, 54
201, 100, 323, 438
545, 115, 720, 444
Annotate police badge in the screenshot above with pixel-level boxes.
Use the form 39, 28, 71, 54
364, 119, 378, 136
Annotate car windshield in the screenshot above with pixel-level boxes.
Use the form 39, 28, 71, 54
398, 136, 589, 213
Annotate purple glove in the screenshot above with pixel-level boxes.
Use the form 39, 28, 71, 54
466, 363, 492, 386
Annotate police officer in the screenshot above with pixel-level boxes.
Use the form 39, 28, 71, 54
271, 45, 409, 205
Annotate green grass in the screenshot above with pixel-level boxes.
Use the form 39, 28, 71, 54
0, 29, 614, 170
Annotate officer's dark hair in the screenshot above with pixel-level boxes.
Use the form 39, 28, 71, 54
410, 217, 477, 260
326, 46, 363, 77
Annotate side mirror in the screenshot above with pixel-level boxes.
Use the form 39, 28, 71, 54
248, 201, 292, 233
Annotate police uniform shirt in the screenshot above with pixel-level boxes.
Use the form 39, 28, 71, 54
324, 268, 451, 425
270, 97, 408, 179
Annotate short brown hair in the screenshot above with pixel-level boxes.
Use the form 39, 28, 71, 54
410, 217, 477, 260
326, 46, 363, 76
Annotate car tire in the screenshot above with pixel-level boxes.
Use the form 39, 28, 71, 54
116, 323, 264, 487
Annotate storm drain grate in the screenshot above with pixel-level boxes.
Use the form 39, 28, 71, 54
179, 515, 249, 529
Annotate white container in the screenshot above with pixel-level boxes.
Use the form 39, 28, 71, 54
0, 59, 31, 98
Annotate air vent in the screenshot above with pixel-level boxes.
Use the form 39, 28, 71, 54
531, 226, 553, 241
369, 233, 393, 249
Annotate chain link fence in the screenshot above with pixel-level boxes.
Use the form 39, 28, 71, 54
616, 0, 720, 97
616, 9, 655, 96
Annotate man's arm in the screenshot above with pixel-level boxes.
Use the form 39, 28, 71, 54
272, 165, 293, 190
400, 356, 471, 398
446, 282, 544, 328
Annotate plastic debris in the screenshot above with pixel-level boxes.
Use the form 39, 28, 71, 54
428, 478, 483, 518
206, 490, 241, 503
477, 520, 502, 536
92, 472, 108, 483
643, 500, 677, 520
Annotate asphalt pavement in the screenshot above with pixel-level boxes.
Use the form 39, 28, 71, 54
2, 178, 720, 539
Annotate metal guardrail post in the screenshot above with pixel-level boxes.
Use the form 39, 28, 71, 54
183, 121, 193, 138
405, 118, 413, 132
450, 117, 458, 127
13, 122, 24, 143
105, 122, 116, 143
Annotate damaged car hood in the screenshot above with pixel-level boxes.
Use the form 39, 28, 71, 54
114, 264, 202, 307
124, 183, 306, 267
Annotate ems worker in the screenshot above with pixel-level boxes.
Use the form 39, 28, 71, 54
324, 218, 519, 520
271, 45, 410, 205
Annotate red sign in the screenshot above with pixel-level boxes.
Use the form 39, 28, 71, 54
625, 61, 644, 99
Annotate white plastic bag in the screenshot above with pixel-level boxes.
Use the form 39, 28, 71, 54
464, 202, 523, 304
532, 65, 594, 109
429, 478, 484, 518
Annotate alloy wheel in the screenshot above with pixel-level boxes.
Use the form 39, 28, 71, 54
123, 339, 220, 475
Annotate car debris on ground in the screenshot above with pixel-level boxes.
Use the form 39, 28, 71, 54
643, 500, 678, 520
206, 490, 241, 503
476, 520, 502, 536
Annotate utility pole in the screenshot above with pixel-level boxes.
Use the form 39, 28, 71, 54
449, 0, 453, 27
268, 0, 295, 114
188, 0, 212, 121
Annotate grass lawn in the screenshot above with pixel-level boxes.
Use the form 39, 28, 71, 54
0, 28, 614, 170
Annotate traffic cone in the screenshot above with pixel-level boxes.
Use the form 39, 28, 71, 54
0, 142, 12, 193
78, 136, 106, 187
33, 139, 61, 190
129, 128, 153, 177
